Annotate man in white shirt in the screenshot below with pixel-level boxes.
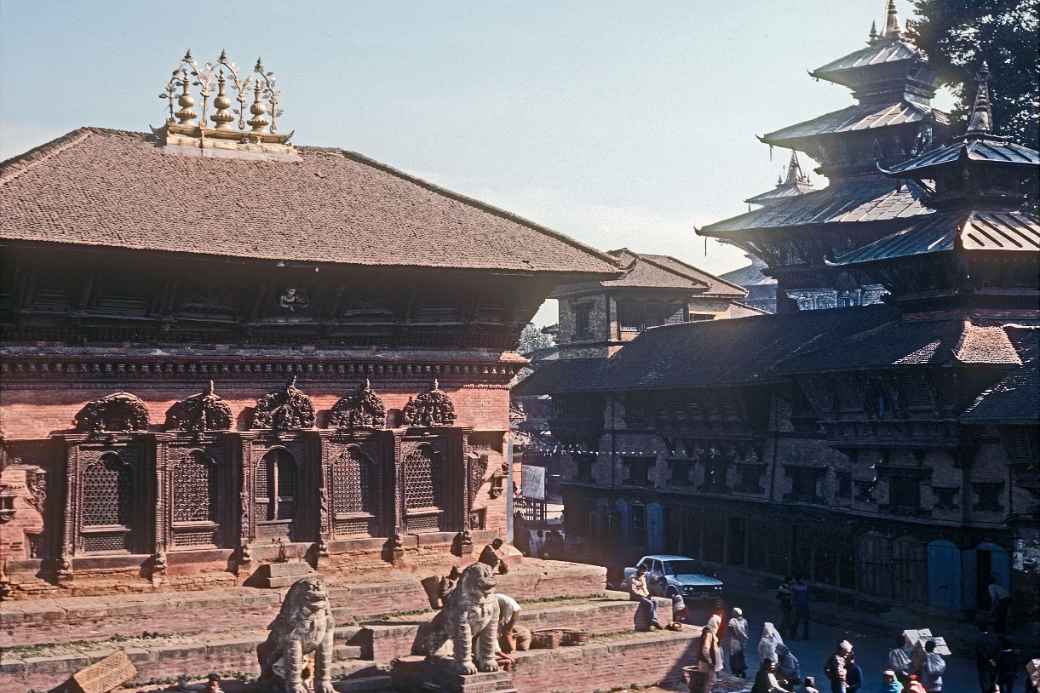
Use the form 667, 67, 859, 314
629, 565, 661, 630
496, 593, 531, 654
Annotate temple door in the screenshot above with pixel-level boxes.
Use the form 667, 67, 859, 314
927, 539, 961, 610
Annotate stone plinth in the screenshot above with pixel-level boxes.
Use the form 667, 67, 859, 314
390, 656, 517, 693
255, 561, 313, 588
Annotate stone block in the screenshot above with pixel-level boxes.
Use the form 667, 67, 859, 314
391, 656, 516, 693
67, 650, 137, 693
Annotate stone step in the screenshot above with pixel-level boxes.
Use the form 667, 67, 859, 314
362, 594, 673, 662
0, 559, 606, 649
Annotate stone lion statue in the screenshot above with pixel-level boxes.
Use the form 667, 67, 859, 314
425, 561, 500, 675
257, 575, 335, 693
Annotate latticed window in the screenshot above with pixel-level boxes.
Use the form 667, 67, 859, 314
332, 449, 373, 514
403, 446, 441, 510
173, 451, 217, 523
256, 449, 296, 521
82, 453, 132, 526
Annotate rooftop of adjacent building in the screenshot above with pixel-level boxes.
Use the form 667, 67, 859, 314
552, 248, 746, 299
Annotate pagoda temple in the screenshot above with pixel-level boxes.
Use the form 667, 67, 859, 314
700, 0, 951, 312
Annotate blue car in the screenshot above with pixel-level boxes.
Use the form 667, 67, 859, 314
624, 554, 724, 605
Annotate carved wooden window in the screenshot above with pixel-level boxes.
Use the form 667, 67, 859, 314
82, 453, 132, 527
404, 446, 440, 510
173, 451, 217, 523
332, 449, 372, 515
573, 303, 592, 339
256, 449, 296, 522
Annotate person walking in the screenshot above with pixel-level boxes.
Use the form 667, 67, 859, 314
988, 576, 1012, 634
889, 634, 914, 687
996, 637, 1019, 693
918, 640, 946, 693
776, 643, 802, 686
845, 653, 863, 693
881, 670, 904, 693
977, 626, 1001, 693
688, 614, 723, 693
823, 640, 853, 693
751, 658, 794, 693
791, 576, 810, 640
629, 564, 661, 630
778, 576, 794, 638
759, 622, 785, 664
726, 606, 750, 678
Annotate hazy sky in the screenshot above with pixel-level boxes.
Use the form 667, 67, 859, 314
0, 1, 944, 325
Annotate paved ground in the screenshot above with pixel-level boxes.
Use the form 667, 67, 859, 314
682, 603, 983, 693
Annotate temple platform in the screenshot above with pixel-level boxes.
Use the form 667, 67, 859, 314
0, 558, 728, 693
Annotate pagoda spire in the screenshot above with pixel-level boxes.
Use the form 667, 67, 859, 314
868, 20, 879, 45
883, 0, 901, 38
784, 150, 806, 185
965, 63, 993, 136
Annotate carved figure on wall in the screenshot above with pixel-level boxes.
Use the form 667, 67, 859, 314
466, 453, 488, 510
26, 468, 46, 513
74, 392, 150, 433
257, 576, 335, 693
328, 379, 386, 430
165, 381, 233, 433
402, 380, 457, 427
424, 562, 500, 675
250, 377, 316, 431
278, 288, 310, 313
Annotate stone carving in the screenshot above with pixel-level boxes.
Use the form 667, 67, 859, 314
424, 562, 500, 675
74, 392, 150, 433
250, 377, 316, 431
257, 576, 335, 693
402, 380, 457, 427
26, 468, 47, 513
328, 379, 386, 430
165, 381, 233, 433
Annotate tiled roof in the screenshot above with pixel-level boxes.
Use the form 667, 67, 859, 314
551, 249, 745, 297
512, 358, 611, 397
778, 315, 1022, 373
638, 254, 746, 298
744, 181, 815, 206
514, 305, 899, 394
881, 137, 1040, 175
962, 326, 1040, 424
810, 39, 921, 86
831, 209, 1040, 265
0, 128, 620, 275
700, 176, 931, 237
761, 101, 943, 146
719, 255, 777, 288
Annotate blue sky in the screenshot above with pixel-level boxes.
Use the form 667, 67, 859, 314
0, 1, 944, 324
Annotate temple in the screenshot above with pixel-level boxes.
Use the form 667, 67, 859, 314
0, 50, 622, 595
516, 19, 1039, 629
700, 0, 951, 312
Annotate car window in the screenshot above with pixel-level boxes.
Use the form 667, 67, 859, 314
668, 560, 704, 575
651, 560, 662, 573
662, 561, 674, 576
637, 557, 650, 570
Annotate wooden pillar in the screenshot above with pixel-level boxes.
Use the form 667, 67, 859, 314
57, 436, 77, 581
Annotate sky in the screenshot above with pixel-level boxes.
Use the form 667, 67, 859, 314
0, 0, 947, 326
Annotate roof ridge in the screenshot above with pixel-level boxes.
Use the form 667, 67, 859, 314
642, 253, 748, 294
331, 149, 622, 272
632, 253, 711, 289
0, 128, 93, 187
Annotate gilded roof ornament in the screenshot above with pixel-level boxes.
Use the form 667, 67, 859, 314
867, 21, 879, 45
155, 49, 294, 155
883, 0, 901, 38
965, 63, 993, 136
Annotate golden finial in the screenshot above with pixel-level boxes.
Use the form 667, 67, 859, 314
210, 72, 234, 129
965, 62, 994, 136
883, 0, 901, 38
248, 78, 269, 132
174, 68, 197, 125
